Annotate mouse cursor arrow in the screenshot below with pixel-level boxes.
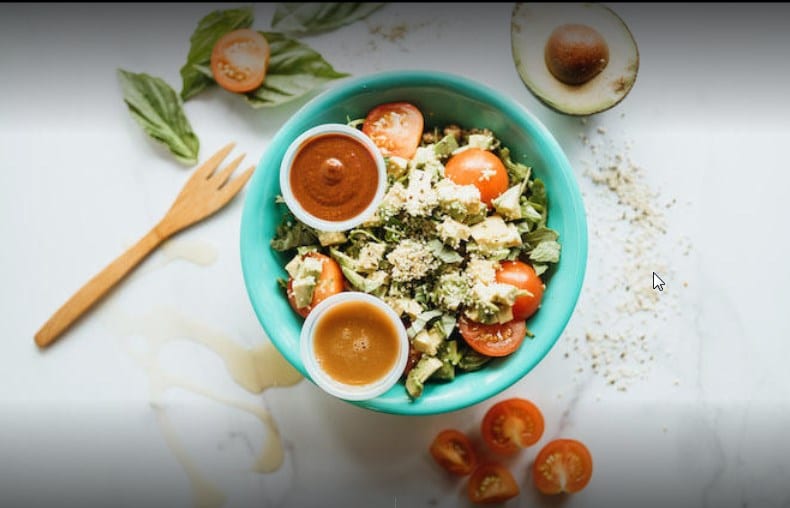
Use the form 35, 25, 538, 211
653, 272, 666, 292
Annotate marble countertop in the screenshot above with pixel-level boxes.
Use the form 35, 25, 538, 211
3, 3, 789, 508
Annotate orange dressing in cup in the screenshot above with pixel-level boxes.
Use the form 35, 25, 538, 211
312, 299, 401, 386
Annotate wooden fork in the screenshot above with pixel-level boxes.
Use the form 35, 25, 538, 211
34, 143, 255, 348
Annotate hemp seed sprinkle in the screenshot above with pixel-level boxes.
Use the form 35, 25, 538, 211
561, 119, 692, 392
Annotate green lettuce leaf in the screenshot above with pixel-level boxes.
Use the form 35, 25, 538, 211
427, 239, 463, 264
523, 227, 559, 248
244, 32, 349, 108
407, 310, 443, 339
179, 6, 254, 101
529, 178, 548, 208
532, 264, 548, 276
117, 69, 199, 165
529, 240, 561, 263
498, 146, 532, 183
457, 345, 492, 372
270, 216, 318, 251
271, 3, 385, 34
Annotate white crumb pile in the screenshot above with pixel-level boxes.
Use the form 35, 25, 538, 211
562, 118, 691, 392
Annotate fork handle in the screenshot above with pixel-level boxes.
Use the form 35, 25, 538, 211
34, 227, 165, 348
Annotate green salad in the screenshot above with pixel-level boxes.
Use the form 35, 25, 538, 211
272, 102, 560, 399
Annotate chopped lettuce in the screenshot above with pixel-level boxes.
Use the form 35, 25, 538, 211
272, 124, 562, 400
271, 216, 318, 251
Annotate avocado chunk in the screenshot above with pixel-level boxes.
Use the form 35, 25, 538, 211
511, 3, 639, 116
405, 356, 443, 399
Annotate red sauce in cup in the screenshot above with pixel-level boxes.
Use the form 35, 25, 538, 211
289, 133, 379, 222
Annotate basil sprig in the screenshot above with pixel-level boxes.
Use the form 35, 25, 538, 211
118, 70, 199, 165
179, 7, 349, 107
271, 3, 385, 34
179, 7, 254, 101
244, 32, 349, 108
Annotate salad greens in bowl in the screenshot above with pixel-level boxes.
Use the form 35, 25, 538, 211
240, 70, 587, 415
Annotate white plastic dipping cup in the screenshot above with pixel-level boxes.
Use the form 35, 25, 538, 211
300, 292, 409, 401
279, 123, 387, 233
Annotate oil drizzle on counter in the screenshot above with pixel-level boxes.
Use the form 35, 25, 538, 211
134, 237, 219, 278
105, 306, 302, 507
160, 238, 218, 267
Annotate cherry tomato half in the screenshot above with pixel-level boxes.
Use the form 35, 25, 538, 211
467, 463, 520, 504
532, 439, 593, 494
495, 261, 545, 320
210, 29, 270, 93
444, 148, 509, 207
458, 317, 527, 357
481, 398, 545, 455
287, 253, 344, 318
429, 429, 479, 476
362, 102, 424, 159
403, 343, 422, 377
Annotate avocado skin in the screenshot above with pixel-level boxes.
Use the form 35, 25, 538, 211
511, 3, 640, 117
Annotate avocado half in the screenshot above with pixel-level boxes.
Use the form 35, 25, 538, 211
511, 3, 639, 116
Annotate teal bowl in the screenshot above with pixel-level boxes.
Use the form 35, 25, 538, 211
240, 70, 587, 415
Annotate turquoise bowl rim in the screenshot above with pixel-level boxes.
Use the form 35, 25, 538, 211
240, 70, 587, 415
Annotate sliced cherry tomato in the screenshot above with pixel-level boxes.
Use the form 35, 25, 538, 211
481, 398, 545, 455
210, 29, 270, 93
532, 439, 593, 494
429, 429, 479, 476
403, 343, 422, 377
362, 102, 424, 159
444, 148, 509, 207
495, 261, 545, 320
287, 253, 344, 317
467, 463, 520, 504
458, 317, 527, 357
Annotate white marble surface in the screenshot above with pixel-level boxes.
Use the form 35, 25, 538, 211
3, 3, 790, 508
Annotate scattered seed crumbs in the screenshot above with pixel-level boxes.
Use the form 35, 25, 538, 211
369, 22, 409, 42
561, 118, 693, 392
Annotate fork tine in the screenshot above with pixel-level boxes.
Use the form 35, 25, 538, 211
193, 142, 236, 180
211, 153, 246, 187
219, 165, 255, 200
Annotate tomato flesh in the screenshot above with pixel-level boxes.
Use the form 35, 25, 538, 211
458, 317, 527, 357
362, 102, 424, 159
481, 398, 545, 454
444, 148, 509, 207
533, 439, 593, 494
211, 29, 270, 93
287, 253, 344, 317
429, 429, 479, 476
403, 343, 422, 377
495, 261, 545, 320
467, 463, 519, 504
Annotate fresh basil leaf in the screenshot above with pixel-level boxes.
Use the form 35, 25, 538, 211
244, 32, 349, 108
529, 240, 561, 263
180, 6, 254, 101
271, 2, 385, 34
118, 69, 199, 165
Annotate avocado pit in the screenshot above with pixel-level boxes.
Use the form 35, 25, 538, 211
545, 24, 609, 85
